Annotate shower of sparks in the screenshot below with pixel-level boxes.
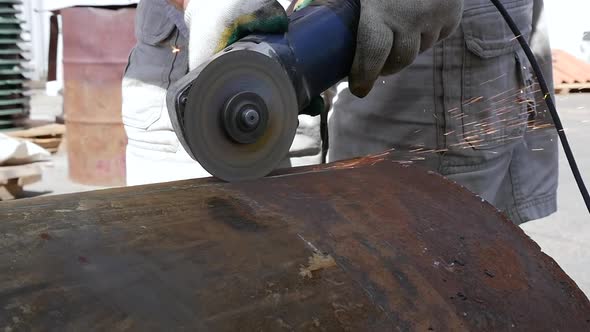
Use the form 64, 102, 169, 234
393, 79, 560, 156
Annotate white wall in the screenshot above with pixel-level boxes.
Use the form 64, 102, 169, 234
545, 0, 590, 61
20, 0, 51, 81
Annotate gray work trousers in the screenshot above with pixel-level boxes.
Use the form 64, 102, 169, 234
329, 0, 557, 224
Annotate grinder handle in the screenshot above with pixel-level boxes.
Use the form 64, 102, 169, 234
286, 0, 361, 101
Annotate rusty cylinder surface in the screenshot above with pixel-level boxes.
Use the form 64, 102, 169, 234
1, 154, 590, 331
61, 7, 136, 186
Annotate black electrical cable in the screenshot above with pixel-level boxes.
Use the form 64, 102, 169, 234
490, 0, 590, 214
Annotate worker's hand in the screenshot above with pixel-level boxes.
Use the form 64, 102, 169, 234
349, 0, 464, 97
184, 0, 288, 71
183, 0, 325, 117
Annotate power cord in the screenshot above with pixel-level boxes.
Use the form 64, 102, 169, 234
490, 0, 590, 214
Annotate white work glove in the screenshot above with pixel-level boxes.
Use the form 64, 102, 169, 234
349, 0, 464, 97
183, 0, 289, 71
182, 0, 326, 116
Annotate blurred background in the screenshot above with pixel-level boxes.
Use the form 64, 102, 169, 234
1, 0, 590, 294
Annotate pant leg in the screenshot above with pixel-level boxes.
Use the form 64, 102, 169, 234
122, 0, 209, 186
328, 0, 557, 224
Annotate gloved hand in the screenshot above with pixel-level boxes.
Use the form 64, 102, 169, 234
183, 0, 289, 71
184, 0, 326, 116
349, 0, 464, 97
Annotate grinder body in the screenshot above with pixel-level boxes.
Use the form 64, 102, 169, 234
167, 0, 360, 181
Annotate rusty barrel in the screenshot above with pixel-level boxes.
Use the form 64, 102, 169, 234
0, 154, 589, 331
61, 7, 136, 186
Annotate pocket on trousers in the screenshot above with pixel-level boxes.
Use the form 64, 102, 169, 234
460, 0, 534, 150
135, 0, 176, 46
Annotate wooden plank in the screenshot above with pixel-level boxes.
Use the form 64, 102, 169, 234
0, 155, 589, 331
32, 138, 61, 151
6, 124, 65, 138
0, 163, 41, 184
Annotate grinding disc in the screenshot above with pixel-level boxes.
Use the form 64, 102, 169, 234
183, 50, 298, 181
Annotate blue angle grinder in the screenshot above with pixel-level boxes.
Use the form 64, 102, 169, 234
167, 0, 360, 181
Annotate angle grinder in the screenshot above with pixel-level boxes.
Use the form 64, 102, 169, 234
167, 0, 360, 182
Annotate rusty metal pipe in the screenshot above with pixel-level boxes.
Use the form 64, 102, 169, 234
0, 154, 589, 330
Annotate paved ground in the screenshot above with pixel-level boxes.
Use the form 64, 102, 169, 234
521, 93, 590, 295
15, 90, 590, 296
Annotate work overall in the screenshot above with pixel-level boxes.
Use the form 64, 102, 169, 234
122, 0, 556, 224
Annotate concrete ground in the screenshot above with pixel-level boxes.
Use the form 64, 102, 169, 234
16, 89, 590, 296
521, 93, 590, 295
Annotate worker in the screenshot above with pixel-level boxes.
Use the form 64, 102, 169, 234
327, 0, 557, 224
122, 0, 554, 224
121, 0, 463, 185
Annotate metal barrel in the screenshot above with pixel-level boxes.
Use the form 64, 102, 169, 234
1, 153, 589, 331
61, 7, 136, 186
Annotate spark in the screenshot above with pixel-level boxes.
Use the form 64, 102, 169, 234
416, 149, 435, 155
463, 96, 484, 106
517, 99, 536, 105
432, 149, 449, 153
489, 88, 519, 101
443, 130, 456, 136
531, 123, 554, 130
479, 73, 507, 86
531, 148, 545, 152
171, 46, 181, 53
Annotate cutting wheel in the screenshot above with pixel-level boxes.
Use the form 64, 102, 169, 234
183, 50, 299, 181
